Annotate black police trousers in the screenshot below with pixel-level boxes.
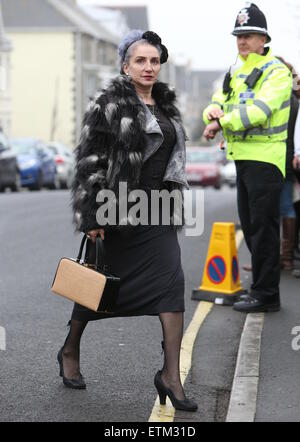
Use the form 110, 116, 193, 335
235, 160, 284, 299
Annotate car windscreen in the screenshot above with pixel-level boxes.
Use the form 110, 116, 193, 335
12, 140, 36, 155
186, 151, 215, 163
47, 145, 59, 155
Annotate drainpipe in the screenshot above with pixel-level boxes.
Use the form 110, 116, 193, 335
74, 31, 82, 147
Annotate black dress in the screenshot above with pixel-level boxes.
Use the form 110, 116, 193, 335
71, 106, 185, 322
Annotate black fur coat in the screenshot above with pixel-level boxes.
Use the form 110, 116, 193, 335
72, 75, 188, 233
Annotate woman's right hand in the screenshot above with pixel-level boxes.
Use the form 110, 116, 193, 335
88, 229, 105, 242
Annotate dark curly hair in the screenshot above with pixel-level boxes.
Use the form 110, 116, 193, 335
276, 56, 300, 100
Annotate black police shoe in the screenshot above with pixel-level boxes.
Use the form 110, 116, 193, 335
233, 295, 281, 313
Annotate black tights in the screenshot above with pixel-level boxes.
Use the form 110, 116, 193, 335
159, 312, 185, 400
62, 319, 88, 380
62, 312, 185, 399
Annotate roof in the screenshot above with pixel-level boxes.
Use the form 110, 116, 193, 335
106, 6, 149, 31
77, 4, 129, 39
1, 0, 119, 44
0, 3, 12, 51
1, 0, 74, 29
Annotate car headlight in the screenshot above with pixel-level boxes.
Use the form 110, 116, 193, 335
56, 165, 65, 173
19, 159, 37, 170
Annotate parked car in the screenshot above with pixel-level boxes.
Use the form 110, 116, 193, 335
221, 161, 237, 188
186, 147, 222, 189
47, 142, 75, 189
0, 131, 21, 192
12, 138, 58, 190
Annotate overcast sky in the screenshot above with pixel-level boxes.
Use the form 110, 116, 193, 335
81, 0, 300, 72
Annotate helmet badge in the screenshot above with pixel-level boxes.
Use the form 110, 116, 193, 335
237, 8, 250, 26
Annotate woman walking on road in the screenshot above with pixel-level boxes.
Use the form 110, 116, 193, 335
57, 30, 197, 412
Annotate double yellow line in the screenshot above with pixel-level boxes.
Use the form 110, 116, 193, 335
148, 301, 213, 422
148, 229, 244, 422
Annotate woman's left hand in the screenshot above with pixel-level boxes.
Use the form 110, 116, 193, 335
88, 229, 105, 242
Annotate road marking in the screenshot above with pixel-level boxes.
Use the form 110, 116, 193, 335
227, 229, 266, 422
0, 326, 6, 351
236, 229, 244, 249
148, 228, 244, 422
148, 301, 213, 422
226, 313, 264, 422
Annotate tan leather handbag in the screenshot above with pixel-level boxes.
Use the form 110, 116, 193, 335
51, 235, 120, 313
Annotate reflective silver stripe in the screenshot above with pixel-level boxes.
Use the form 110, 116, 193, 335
227, 123, 288, 137
280, 99, 291, 110
240, 107, 252, 129
261, 66, 285, 84
227, 103, 247, 112
257, 123, 288, 135
253, 100, 272, 118
233, 25, 268, 33
227, 100, 289, 114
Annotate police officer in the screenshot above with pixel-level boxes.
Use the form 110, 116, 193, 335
203, 3, 293, 313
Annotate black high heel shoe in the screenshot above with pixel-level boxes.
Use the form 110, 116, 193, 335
57, 347, 86, 390
154, 370, 198, 412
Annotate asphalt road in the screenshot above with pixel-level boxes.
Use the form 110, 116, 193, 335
0, 186, 246, 422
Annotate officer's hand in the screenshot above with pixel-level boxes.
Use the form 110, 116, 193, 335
207, 109, 224, 121
204, 121, 221, 141
293, 156, 300, 170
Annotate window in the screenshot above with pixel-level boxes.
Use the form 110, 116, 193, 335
0, 56, 7, 92
82, 36, 94, 63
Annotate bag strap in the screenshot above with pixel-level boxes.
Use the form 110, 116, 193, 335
76, 234, 106, 272
76, 235, 88, 263
95, 236, 106, 271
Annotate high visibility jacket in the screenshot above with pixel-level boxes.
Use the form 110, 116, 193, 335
203, 49, 293, 177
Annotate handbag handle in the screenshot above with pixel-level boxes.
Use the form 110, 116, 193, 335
76, 234, 106, 272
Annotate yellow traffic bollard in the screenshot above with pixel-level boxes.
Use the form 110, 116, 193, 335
192, 223, 244, 306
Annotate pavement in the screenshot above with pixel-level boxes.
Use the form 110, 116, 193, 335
209, 243, 300, 423
173, 228, 300, 423
255, 268, 300, 422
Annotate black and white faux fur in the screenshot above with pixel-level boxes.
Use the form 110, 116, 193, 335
72, 75, 185, 233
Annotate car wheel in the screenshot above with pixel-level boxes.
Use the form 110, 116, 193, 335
11, 172, 22, 192
60, 180, 68, 190
30, 170, 42, 191
52, 174, 61, 190
65, 173, 73, 189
